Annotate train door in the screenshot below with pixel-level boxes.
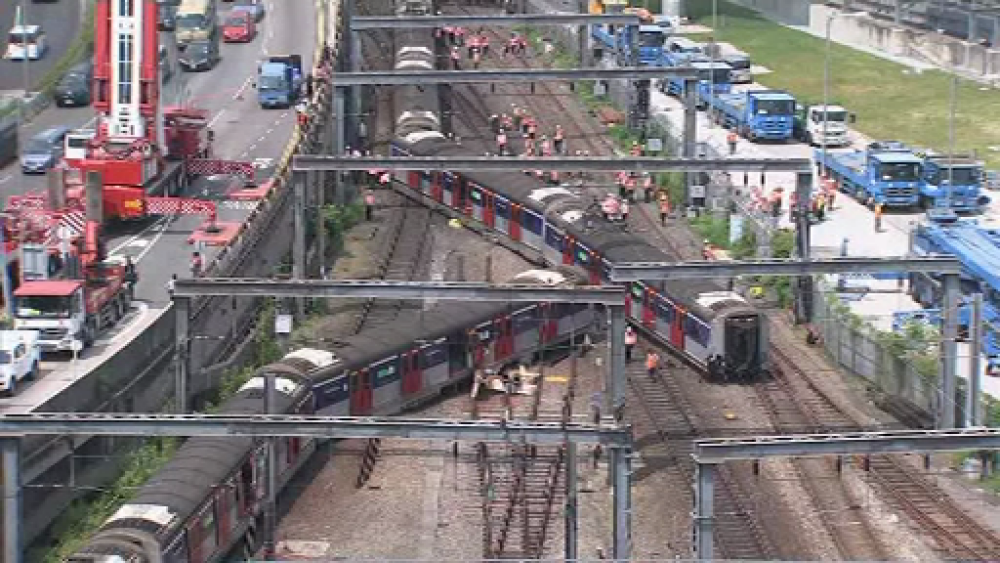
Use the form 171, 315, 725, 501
670, 308, 686, 349
494, 315, 514, 360
539, 303, 558, 343
642, 287, 656, 327
483, 190, 496, 227
562, 236, 574, 265
350, 369, 373, 415
216, 482, 235, 550
407, 171, 420, 192
510, 204, 522, 241
457, 176, 472, 215
402, 351, 422, 395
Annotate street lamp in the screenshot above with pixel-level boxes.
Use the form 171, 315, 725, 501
821, 10, 866, 176
945, 73, 958, 209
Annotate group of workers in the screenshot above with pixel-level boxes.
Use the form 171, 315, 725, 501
442, 26, 528, 69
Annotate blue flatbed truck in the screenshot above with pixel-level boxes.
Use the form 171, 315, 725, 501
706, 89, 795, 142
814, 141, 922, 208
660, 59, 732, 107
256, 55, 303, 109
919, 153, 988, 212
909, 212, 1000, 374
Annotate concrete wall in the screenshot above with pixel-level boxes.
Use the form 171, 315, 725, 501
811, 4, 1000, 79
727, 0, 810, 27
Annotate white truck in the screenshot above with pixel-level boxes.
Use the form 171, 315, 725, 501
0, 330, 41, 397
793, 103, 854, 148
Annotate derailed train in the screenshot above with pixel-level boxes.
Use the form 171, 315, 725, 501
67, 269, 598, 562
390, 138, 767, 380
66, 2, 765, 559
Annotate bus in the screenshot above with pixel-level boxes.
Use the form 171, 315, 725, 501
174, 0, 216, 47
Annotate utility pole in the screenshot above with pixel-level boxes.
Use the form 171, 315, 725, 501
967, 293, 983, 427
945, 74, 958, 209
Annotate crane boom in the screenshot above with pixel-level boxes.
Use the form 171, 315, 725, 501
93, 0, 162, 147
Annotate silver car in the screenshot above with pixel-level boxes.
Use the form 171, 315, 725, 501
20, 126, 69, 174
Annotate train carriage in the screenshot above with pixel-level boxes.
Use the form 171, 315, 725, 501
391, 133, 768, 381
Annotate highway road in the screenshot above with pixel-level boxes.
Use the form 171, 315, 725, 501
0, 0, 84, 91
0, 0, 316, 411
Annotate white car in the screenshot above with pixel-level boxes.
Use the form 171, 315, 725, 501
0, 330, 41, 397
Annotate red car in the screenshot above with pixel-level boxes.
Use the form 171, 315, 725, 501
223, 12, 255, 42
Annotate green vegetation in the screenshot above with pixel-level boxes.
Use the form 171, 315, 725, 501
36, 438, 180, 563
37, 201, 364, 560
685, 1, 1000, 169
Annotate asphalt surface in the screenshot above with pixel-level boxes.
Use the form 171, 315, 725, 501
0, 0, 84, 91
0, 0, 315, 410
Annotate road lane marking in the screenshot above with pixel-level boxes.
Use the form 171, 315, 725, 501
0, 175, 11, 184
233, 76, 254, 100
108, 216, 169, 256
208, 109, 227, 128
133, 218, 172, 263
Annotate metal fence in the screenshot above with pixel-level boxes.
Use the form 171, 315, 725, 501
811, 280, 942, 422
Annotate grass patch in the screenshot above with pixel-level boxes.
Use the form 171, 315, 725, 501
685, 1, 1000, 169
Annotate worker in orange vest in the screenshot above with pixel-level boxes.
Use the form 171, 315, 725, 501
874, 200, 884, 232
450, 46, 461, 69
645, 350, 660, 379
364, 190, 376, 221
658, 193, 671, 226
727, 131, 738, 155
190, 252, 203, 277
496, 129, 508, 156
630, 141, 642, 157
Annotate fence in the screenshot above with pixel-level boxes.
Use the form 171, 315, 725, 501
812, 280, 944, 426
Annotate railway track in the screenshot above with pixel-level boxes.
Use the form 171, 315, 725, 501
768, 340, 1000, 561
626, 349, 777, 560
472, 340, 573, 559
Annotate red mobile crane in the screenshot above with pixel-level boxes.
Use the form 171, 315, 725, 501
6, 0, 251, 350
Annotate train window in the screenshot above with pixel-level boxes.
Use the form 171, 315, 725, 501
372, 358, 400, 387
655, 298, 675, 323
683, 316, 711, 347
316, 376, 350, 409
447, 333, 467, 369
470, 185, 483, 203
419, 171, 431, 191
545, 228, 564, 251
198, 505, 218, 556
420, 343, 447, 368
495, 197, 510, 218
164, 534, 190, 563
574, 247, 590, 266
239, 458, 253, 511
512, 308, 538, 334
442, 173, 455, 192
522, 211, 543, 234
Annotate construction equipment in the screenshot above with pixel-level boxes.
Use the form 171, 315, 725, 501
706, 89, 796, 142
814, 141, 922, 208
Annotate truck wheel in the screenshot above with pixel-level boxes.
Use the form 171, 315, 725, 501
27, 362, 38, 381
83, 322, 96, 348
918, 195, 931, 210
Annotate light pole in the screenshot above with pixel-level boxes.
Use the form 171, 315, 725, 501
822, 11, 865, 177
945, 73, 958, 209
708, 0, 717, 123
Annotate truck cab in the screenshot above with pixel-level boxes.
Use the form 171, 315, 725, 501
920, 154, 988, 212
13, 280, 88, 352
711, 90, 795, 141
617, 24, 667, 66
660, 58, 732, 105
257, 55, 302, 109
0, 330, 40, 396
794, 104, 853, 147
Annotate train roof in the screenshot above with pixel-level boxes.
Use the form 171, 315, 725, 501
400, 136, 671, 264
103, 388, 300, 537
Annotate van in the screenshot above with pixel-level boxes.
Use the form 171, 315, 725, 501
5, 25, 47, 60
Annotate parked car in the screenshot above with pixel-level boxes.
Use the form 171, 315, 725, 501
20, 126, 69, 174
178, 39, 219, 71
232, 0, 265, 22
0, 331, 40, 398
53, 62, 93, 107
223, 11, 255, 42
